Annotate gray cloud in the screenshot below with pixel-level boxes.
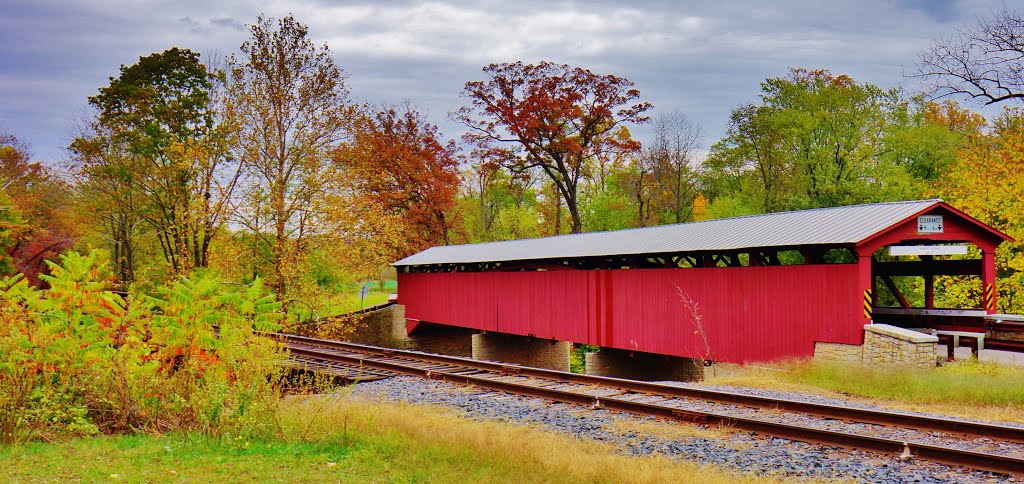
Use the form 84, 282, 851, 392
0, 0, 1010, 163
211, 17, 246, 31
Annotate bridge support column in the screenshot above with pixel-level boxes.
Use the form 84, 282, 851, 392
585, 347, 704, 382
407, 321, 474, 357
471, 333, 571, 371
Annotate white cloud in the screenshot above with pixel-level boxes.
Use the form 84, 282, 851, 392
0, 0, 1012, 161
310, 2, 707, 63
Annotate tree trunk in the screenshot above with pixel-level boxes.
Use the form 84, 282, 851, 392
273, 221, 287, 300
564, 183, 582, 234
554, 189, 562, 235
435, 210, 451, 245
113, 214, 135, 284
567, 199, 582, 234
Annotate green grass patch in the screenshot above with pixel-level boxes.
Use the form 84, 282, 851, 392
1, 395, 784, 484
1, 434, 371, 482
791, 359, 1024, 406
324, 290, 391, 314
320, 280, 396, 316
709, 359, 1024, 422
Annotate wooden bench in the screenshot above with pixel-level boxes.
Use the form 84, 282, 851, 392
932, 330, 986, 360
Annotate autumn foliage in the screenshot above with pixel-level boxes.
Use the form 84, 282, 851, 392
0, 251, 284, 443
0, 133, 77, 285
456, 61, 651, 233
936, 109, 1024, 311
337, 105, 462, 257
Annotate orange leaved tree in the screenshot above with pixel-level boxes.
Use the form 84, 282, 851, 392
336, 105, 462, 257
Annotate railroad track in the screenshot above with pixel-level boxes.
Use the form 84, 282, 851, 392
270, 331, 1024, 477
287, 354, 392, 382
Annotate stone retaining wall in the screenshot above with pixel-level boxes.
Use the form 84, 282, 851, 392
345, 304, 409, 348
812, 341, 863, 363
814, 324, 937, 368
862, 324, 937, 368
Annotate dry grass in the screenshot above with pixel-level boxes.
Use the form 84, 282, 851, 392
278, 394, 792, 484
705, 359, 1024, 424
1, 391, 842, 483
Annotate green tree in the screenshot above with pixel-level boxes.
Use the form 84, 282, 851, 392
704, 103, 793, 213
460, 153, 543, 242
705, 68, 920, 212
886, 99, 987, 182
74, 47, 237, 276
581, 167, 638, 232
69, 124, 144, 283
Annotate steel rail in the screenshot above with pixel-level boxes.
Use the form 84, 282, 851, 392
288, 354, 393, 381
282, 343, 1024, 476
269, 331, 1024, 444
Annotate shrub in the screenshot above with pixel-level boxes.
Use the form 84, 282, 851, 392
0, 250, 287, 444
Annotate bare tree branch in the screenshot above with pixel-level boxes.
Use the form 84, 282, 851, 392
915, 9, 1024, 105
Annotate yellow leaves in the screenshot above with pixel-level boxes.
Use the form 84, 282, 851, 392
922, 100, 987, 136
937, 108, 1024, 311
938, 111, 1024, 237
692, 194, 709, 221
319, 191, 405, 282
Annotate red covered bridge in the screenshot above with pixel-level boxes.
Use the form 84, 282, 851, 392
394, 200, 1010, 365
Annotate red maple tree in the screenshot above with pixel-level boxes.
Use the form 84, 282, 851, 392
0, 133, 78, 285
455, 61, 652, 233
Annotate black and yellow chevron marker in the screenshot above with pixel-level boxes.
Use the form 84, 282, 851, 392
863, 289, 873, 319
984, 284, 994, 311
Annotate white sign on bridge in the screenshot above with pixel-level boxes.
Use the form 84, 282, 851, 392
889, 245, 968, 256
917, 215, 944, 233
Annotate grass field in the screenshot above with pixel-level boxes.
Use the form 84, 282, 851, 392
331, 290, 392, 312
309, 280, 396, 318
706, 359, 1024, 423
339, 280, 395, 311
1, 395, 785, 484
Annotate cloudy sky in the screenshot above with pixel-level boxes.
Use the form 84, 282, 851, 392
0, 0, 1008, 163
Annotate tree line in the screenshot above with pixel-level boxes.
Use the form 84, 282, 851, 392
1, 10, 1023, 314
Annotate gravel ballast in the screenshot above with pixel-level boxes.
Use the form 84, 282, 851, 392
349, 376, 1015, 483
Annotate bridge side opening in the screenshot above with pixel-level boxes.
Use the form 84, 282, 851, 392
869, 242, 991, 332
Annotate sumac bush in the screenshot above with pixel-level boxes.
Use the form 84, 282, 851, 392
0, 251, 286, 444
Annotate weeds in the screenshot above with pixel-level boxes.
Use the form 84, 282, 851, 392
676, 286, 713, 379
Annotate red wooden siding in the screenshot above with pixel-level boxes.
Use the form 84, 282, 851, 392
398, 263, 862, 363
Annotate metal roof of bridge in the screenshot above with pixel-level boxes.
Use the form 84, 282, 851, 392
393, 199, 973, 266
